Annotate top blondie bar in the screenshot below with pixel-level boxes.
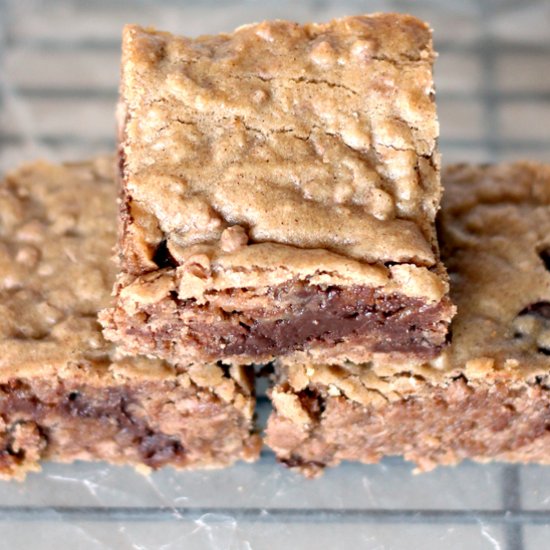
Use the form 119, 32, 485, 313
101, 14, 455, 366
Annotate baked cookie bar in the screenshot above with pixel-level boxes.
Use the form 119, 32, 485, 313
265, 162, 550, 476
101, 14, 454, 366
0, 158, 259, 480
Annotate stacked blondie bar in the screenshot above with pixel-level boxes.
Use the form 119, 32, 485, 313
1, 13, 549, 479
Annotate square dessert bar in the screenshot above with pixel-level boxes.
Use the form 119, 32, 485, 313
101, 14, 455, 366
266, 162, 550, 477
0, 158, 259, 479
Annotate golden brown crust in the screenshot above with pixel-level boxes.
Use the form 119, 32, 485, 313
266, 162, 550, 475
0, 158, 259, 478
119, 15, 440, 273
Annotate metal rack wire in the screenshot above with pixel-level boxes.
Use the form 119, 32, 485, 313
0, 1, 549, 549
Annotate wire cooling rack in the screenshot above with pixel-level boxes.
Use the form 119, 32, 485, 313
0, 1, 550, 549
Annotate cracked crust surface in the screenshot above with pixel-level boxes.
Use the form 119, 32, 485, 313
266, 162, 550, 476
0, 158, 260, 479
105, 15, 453, 365
119, 15, 441, 272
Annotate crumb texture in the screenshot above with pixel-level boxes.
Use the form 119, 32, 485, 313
266, 366, 550, 477
266, 162, 550, 475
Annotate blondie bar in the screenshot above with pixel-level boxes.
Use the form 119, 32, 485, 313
102, 14, 454, 366
0, 158, 259, 479
266, 162, 550, 476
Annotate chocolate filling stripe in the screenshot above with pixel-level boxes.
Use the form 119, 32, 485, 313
125, 284, 453, 360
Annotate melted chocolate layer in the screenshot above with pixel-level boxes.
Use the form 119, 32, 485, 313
183, 285, 452, 359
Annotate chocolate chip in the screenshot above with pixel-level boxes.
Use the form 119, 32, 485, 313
280, 455, 326, 470
538, 348, 550, 356
138, 433, 184, 467
117, 148, 126, 179
193, 285, 448, 359
68, 392, 79, 401
153, 240, 178, 269
518, 302, 550, 320
216, 362, 232, 379
298, 388, 325, 418
539, 248, 550, 271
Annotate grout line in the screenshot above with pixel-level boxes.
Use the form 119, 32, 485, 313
0, 0, 6, 113
0, 506, 547, 524
502, 465, 524, 550
502, 465, 522, 514
311, 0, 328, 11
440, 91, 550, 102
0, 134, 116, 148
478, 2, 524, 545
479, 3, 499, 161
14, 88, 118, 100
10, 86, 550, 103
437, 40, 550, 57
0, 0, 5, 51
